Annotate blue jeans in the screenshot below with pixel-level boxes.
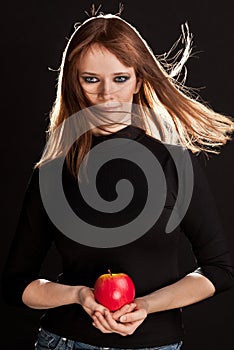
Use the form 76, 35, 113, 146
35, 328, 183, 350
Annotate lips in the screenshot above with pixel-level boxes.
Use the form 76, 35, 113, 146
95, 102, 122, 112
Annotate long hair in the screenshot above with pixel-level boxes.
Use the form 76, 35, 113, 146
35, 13, 234, 181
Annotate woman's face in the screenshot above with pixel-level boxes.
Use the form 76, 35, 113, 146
77, 44, 141, 133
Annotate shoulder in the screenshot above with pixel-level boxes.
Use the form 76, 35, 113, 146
141, 133, 196, 166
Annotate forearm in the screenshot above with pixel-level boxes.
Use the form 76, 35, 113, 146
141, 272, 215, 314
22, 279, 86, 309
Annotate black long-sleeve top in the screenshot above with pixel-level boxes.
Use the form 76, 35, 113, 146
2, 125, 234, 348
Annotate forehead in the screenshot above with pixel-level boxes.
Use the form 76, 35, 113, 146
78, 44, 134, 73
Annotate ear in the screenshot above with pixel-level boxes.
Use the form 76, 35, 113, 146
134, 77, 142, 94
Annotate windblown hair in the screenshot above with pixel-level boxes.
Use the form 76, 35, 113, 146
35, 12, 234, 180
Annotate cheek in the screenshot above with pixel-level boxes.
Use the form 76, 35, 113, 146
81, 88, 96, 105
119, 82, 137, 100
79, 80, 94, 100
120, 88, 136, 102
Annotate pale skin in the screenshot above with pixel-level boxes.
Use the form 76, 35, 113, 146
22, 273, 215, 337
22, 44, 216, 336
78, 43, 142, 136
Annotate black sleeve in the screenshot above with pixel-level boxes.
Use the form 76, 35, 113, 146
179, 149, 234, 294
1, 167, 55, 307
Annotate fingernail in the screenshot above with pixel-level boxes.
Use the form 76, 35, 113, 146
120, 316, 126, 322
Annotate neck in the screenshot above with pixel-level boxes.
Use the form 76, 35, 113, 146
91, 121, 132, 137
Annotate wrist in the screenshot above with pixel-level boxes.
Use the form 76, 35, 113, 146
72, 285, 87, 304
138, 293, 160, 314
75, 286, 88, 304
136, 296, 150, 315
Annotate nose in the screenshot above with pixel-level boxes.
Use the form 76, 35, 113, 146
98, 79, 113, 99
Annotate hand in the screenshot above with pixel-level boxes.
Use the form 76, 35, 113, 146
92, 298, 148, 336
78, 286, 108, 318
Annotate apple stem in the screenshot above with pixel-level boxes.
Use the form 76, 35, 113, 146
108, 269, 112, 276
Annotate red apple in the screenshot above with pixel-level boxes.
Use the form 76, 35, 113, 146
93, 269, 135, 311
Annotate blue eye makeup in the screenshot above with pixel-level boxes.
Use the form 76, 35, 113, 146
114, 76, 130, 83
81, 75, 131, 84
82, 76, 99, 83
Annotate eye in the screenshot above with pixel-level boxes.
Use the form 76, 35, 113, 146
82, 76, 99, 84
114, 76, 130, 83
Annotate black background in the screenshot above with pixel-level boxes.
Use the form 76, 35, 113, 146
1, 1, 234, 349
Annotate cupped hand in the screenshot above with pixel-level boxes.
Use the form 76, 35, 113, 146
78, 286, 108, 318
92, 297, 148, 337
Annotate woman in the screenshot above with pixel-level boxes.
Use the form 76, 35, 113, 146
2, 8, 234, 350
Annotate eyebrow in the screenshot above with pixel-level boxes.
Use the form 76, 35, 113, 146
81, 72, 131, 76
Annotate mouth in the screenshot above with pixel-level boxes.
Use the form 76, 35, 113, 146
94, 102, 123, 112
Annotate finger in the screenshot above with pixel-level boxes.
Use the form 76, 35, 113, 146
84, 302, 106, 317
93, 312, 113, 332
105, 310, 146, 336
119, 309, 147, 323
104, 310, 132, 333
93, 314, 112, 333
112, 304, 130, 320
93, 304, 108, 315
90, 298, 109, 315
80, 288, 107, 316
112, 303, 136, 321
